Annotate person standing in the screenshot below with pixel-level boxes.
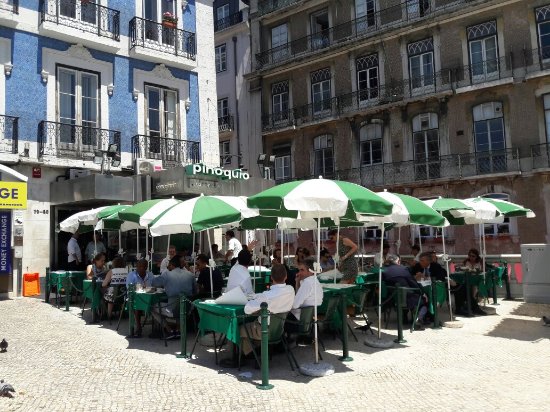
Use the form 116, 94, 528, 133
224, 230, 242, 266
85, 233, 106, 264
328, 229, 359, 284
160, 245, 177, 273
67, 232, 82, 270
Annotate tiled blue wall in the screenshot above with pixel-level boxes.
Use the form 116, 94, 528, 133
0, 28, 201, 153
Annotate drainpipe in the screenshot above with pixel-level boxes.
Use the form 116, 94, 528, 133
232, 36, 242, 168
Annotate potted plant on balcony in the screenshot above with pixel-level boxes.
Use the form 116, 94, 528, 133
162, 12, 178, 29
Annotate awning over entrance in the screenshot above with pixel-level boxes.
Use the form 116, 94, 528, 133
50, 174, 135, 206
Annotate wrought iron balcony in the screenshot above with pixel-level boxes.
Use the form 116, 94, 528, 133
334, 149, 520, 188
132, 135, 201, 168
40, 0, 120, 41
522, 48, 550, 75
257, 0, 302, 17
455, 56, 513, 88
0, 0, 18, 13
256, 0, 477, 69
262, 72, 452, 132
130, 17, 196, 60
218, 115, 234, 133
0, 115, 18, 154
214, 10, 243, 32
531, 143, 550, 169
38, 121, 120, 161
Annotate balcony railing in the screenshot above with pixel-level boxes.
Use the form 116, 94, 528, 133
455, 56, 513, 88
132, 135, 201, 168
334, 149, 520, 188
130, 16, 196, 60
256, 0, 477, 69
218, 115, 234, 133
262, 72, 452, 132
257, 0, 301, 17
0, 0, 18, 13
40, 0, 120, 41
531, 143, 550, 169
214, 10, 243, 32
0, 115, 18, 154
38, 121, 121, 160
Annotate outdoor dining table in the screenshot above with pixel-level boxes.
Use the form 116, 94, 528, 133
82, 279, 103, 322
451, 271, 484, 317
418, 279, 447, 328
321, 283, 359, 362
45, 270, 86, 308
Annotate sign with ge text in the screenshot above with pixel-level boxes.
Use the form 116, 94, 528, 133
0, 211, 12, 275
0, 181, 27, 209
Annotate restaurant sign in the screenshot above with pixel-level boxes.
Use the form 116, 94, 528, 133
185, 164, 250, 180
0, 211, 11, 275
0, 181, 27, 209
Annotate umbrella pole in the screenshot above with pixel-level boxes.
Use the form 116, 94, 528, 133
279, 228, 283, 264
397, 227, 401, 256
442, 228, 453, 321
93, 231, 97, 258
334, 225, 340, 284
166, 234, 171, 258
136, 229, 140, 260
418, 226, 422, 252
150, 236, 154, 271
207, 229, 215, 298
356, 228, 360, 272
146, 228, 150, 269
361, 227, 365, 270
377, 224, 386, 339
118, 230, 122, 256
314, 218, 321, 364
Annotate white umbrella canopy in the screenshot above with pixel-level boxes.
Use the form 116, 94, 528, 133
59, 206, 109, 234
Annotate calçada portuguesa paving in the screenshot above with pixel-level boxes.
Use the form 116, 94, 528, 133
0, 297, 549, 412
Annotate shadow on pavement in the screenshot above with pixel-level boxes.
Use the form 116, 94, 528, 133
485, 317, 550, 342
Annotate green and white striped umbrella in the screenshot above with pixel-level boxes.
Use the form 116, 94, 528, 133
149, 195, 258, 236
118, 198, 181, 228
470, 197, 535, 218
94, 210, 142, 232
422, 197, 477, 225
59, 206, 110, 233
247, 178, 393, 219
364, 191, 448, 227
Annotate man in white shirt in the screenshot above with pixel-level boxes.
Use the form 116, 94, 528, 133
67, 232, 82, 270
226, 249, 253, 295
291, 259, 324, 321
224, 230, 242, 266
240, 265, 295, 355
159, 245, 177, 273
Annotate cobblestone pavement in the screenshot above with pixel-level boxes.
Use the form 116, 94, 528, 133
1, 297, 549, 412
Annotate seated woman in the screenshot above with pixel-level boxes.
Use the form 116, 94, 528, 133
101, 256, 127, 320
271, 248, 283, 266
293, 247, 305, 267
86, 252, 108, 281
463, 248, 482, 271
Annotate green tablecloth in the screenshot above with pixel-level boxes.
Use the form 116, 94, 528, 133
319, 284, 360, 330
132, 292, 168, 313
83, 279, 103, 311
194, 301, 247, 345
451, 271, 485, 287
420, 281, 447, 315
49, 271, 86, 291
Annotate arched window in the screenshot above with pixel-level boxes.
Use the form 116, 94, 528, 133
473, 102, 506, 173
313, 134, 334, 177
412, 113, 440, 180
360, 123, 383, 166
482, 193, 511, 236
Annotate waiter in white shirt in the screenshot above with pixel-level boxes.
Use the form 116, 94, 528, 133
226, 249, 253, 295
224, 230, 242, 266
239, 265, 295, 355
160, 245, 177, 273
67, 232, 82, 270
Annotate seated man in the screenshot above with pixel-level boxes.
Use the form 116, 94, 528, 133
195, 254, 224, 298
226, 249, 253, 295
239, 265, 295, 356
382, 255, 428, 330
286, 258, 324, 340
126, 259, 154, 337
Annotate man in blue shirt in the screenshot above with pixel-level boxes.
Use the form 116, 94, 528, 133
126, 259, 154, 337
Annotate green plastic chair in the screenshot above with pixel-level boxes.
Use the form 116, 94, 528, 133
316, 295, 341, 350
384, 286, 423, 333
285, 306, 323, 366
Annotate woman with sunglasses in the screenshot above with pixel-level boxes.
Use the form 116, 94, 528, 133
328, 229, 359, 284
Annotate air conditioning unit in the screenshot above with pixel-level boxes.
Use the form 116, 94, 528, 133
135, 158, 163, 175
68, 169, 91, 179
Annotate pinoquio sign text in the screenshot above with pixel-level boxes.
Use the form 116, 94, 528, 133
191, 164, 250, 180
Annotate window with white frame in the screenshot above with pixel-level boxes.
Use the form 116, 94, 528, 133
272, 81, 289, 123
313, 134, 334, 177
364, 226, 388, 240
217, 98, 229, 118
473, 102, 506, 173
143, 0, 177, 44
57, 66, 100, 146
144, 0, 176, 23
467, 21, 499, 83
59, 0, 98, 24
310, 8, 330, 50
273, 144, 292, 182
544, 94, 550, 141
215, 44, 227, 73
356, 53, 379, 102
355, 0, 376, 33
145, 84, 178, 153
482, 193, 511, 236
271, 23, 289, 62
219, 140, 231, 165
412, 113, 440, 180
216, 3, 230, 21
537, 5, 550, 60
408, 38, 434, 92
360, 123, 383, 166
311, 68, 332, 114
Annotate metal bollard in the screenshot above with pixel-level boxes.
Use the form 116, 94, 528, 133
256, 302, 273, 390
338, 293, 353, 362
176, 295, 189, 359
394, 287, 406, 343
128, 284, 135, 337
492, 271, 499, 305
64, 275, 71, 312
45, 267, 50, 303
431, 282, 441, 329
